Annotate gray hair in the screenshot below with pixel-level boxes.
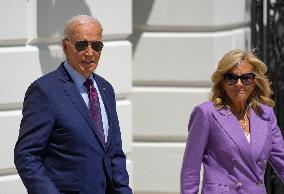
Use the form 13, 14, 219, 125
63, 15, 103, 39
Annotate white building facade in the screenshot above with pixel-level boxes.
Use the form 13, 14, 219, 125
0, 0, 250, 194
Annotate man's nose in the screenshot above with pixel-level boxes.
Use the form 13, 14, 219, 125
84, 45, 93, 55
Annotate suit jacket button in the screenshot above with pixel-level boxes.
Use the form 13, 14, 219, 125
236, 182, 242, 188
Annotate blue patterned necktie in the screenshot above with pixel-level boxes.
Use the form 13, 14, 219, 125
84, 79, 105, 145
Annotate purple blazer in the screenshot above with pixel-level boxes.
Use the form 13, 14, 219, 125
181, 101, 284, 194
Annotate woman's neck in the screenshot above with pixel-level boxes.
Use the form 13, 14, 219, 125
227, 101, 247, 118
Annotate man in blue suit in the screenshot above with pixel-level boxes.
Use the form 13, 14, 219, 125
14, 15, 133, 194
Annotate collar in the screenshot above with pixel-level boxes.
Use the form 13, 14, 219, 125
63, 61, 94, 89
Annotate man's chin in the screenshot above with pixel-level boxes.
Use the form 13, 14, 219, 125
81, 63, 97, 70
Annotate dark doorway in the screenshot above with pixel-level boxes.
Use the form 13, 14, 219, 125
251, 0, 284, 193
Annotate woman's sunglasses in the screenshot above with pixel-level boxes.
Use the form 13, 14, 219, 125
223, 72, 258, 85
65, 39, 104, 52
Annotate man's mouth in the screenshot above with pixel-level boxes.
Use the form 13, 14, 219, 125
82, 60, 94, 65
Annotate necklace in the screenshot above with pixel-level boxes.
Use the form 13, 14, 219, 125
225, 103, 251, 135
239, 111, 250, 135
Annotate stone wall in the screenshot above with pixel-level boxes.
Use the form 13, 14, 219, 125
0, 0, 251, 193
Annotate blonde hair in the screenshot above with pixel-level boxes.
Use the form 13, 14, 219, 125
210, 49, 274, 114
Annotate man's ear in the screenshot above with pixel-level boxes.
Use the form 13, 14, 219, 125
62, 39, 68, 53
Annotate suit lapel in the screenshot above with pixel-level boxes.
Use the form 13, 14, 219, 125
57, 65, 105, 149
249, 108, 268, 162
213, 108, 258, 175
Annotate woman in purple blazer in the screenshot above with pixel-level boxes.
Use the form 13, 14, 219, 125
181, 49, 284, 194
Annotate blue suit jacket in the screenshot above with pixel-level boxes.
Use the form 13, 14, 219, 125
14, 63, 132, 194
181, 101, 284, 194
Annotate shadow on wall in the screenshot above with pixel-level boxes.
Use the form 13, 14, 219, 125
37, 0, 91, 74
245, 0, 251, 50
128, 0, 155, 54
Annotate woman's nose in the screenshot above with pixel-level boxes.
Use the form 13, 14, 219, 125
235, 78, 243, 85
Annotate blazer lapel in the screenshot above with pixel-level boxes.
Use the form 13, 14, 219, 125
57, 65, 105, 149
213, 108, 258, 175
249, 108, 268, 162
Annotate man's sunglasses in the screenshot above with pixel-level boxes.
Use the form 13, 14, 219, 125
223, 72, 258, 85
65, 39, 104, 52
